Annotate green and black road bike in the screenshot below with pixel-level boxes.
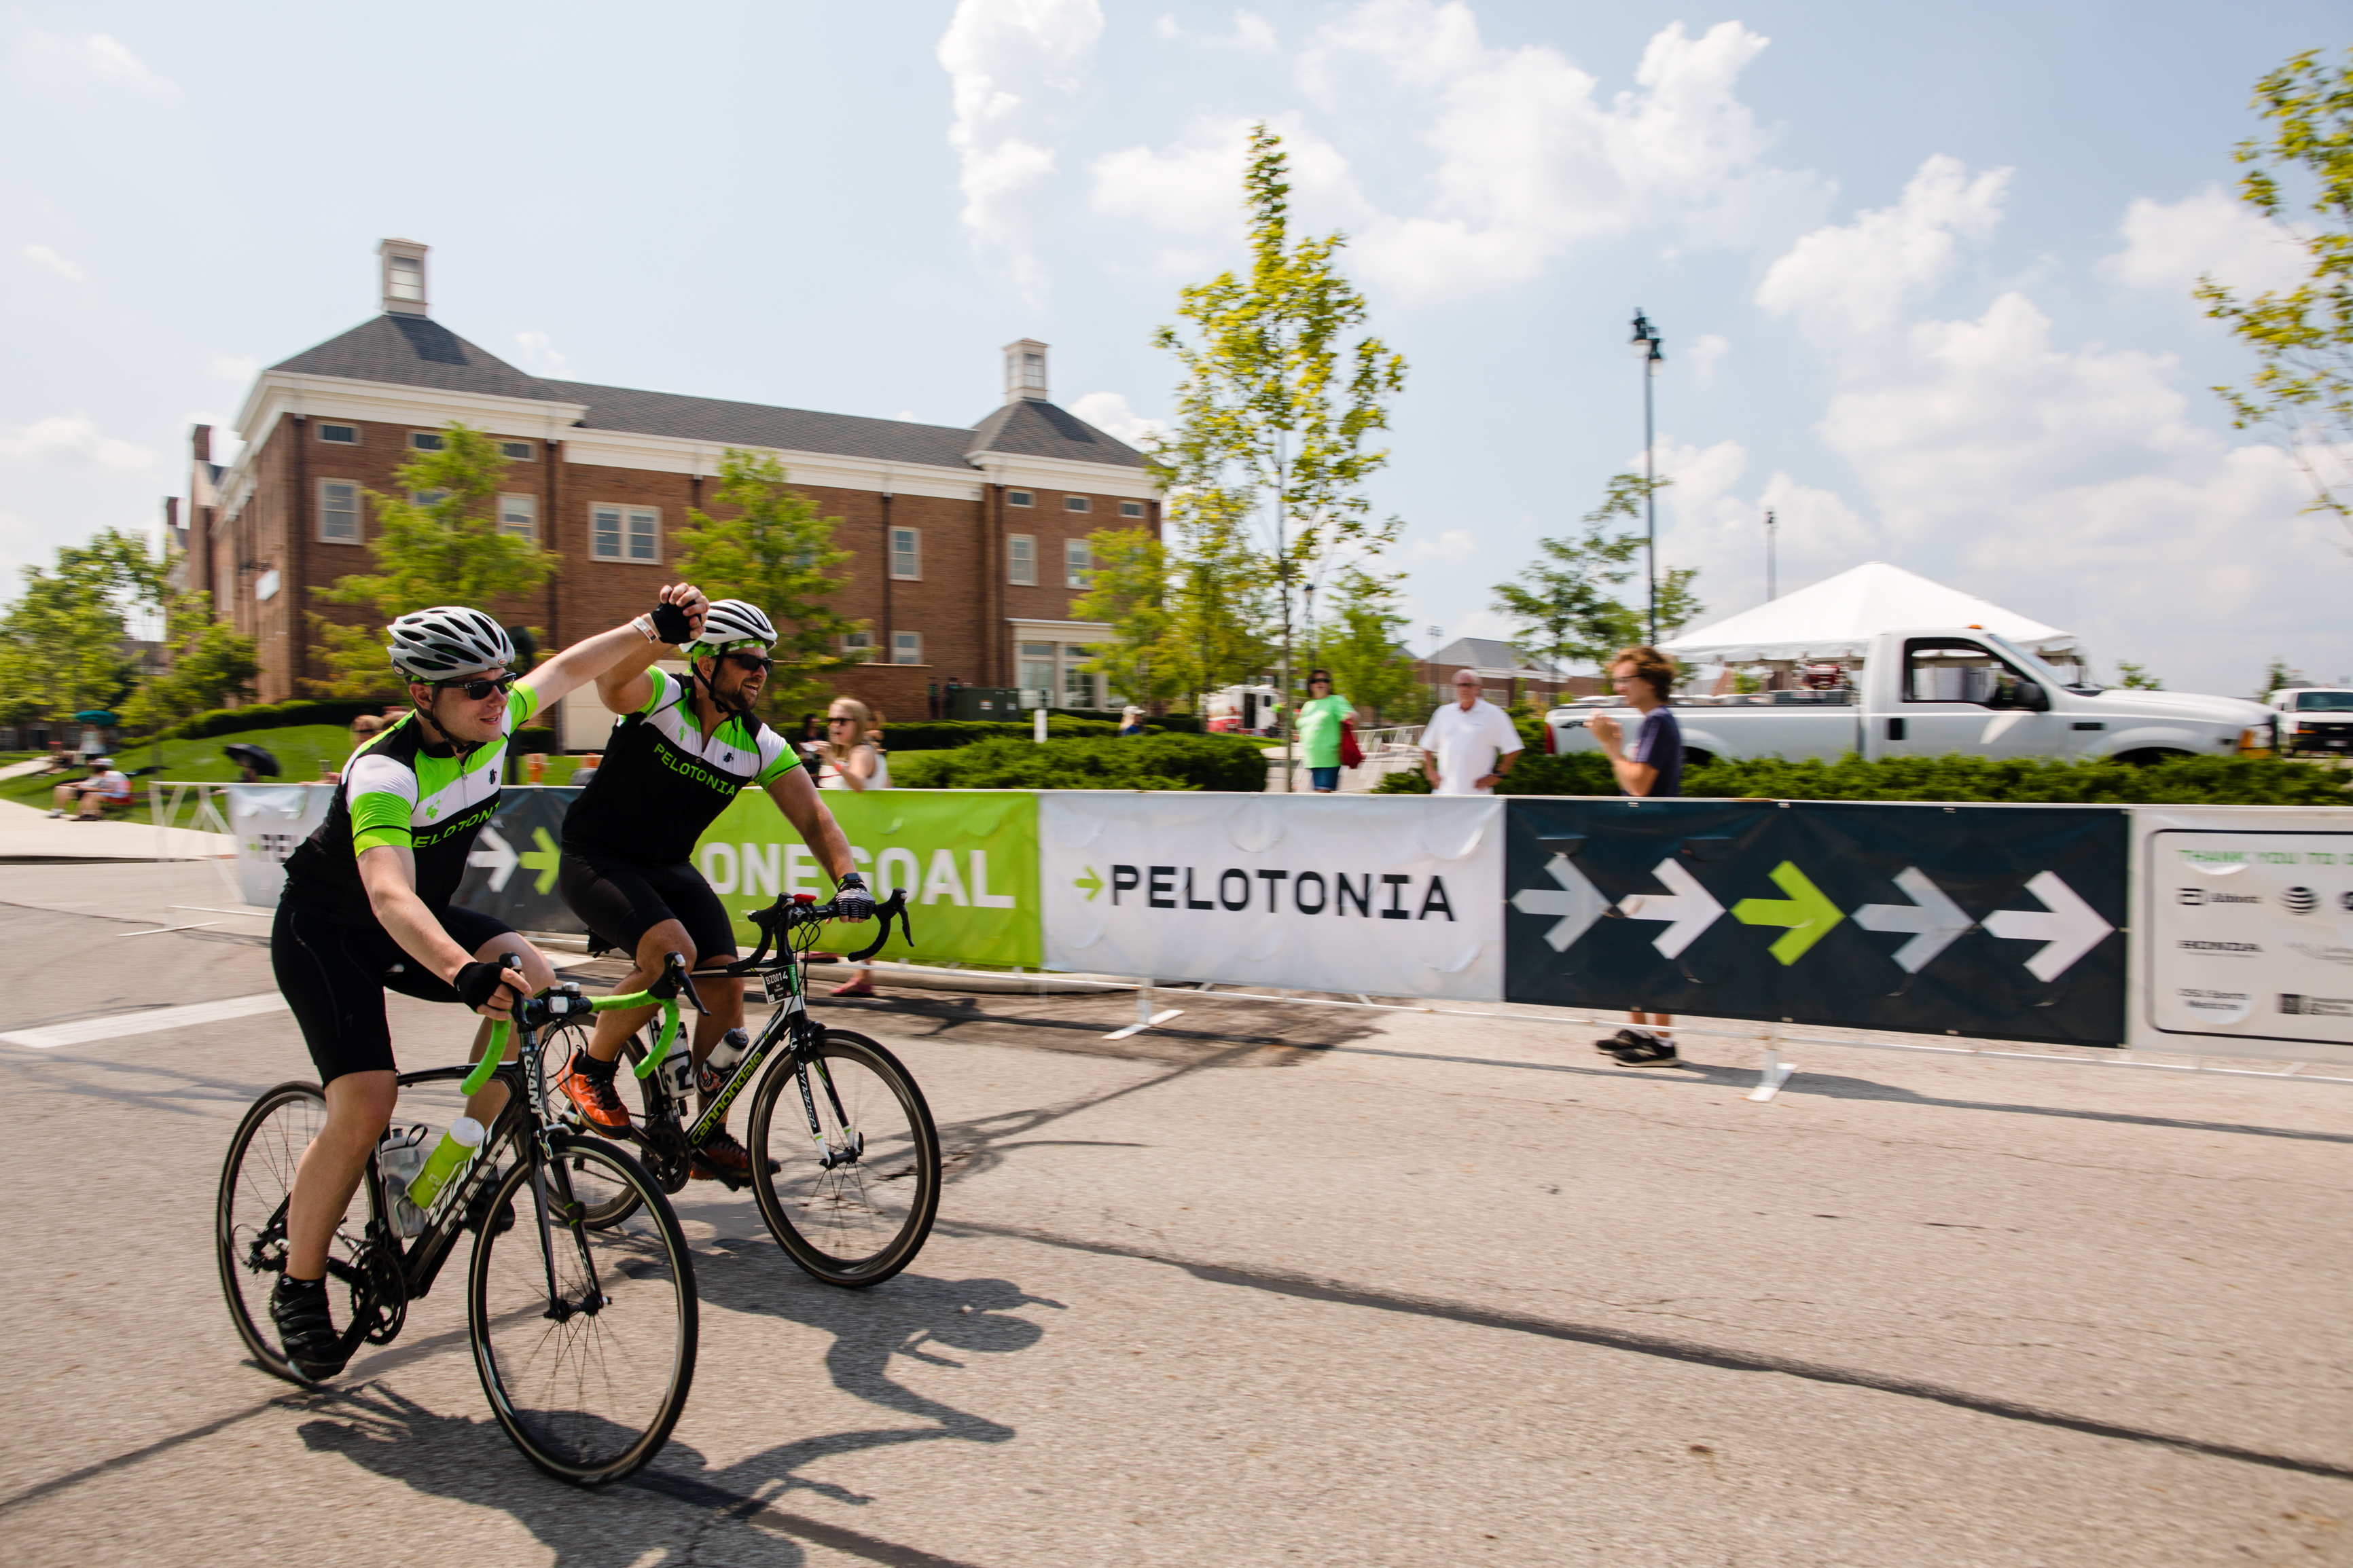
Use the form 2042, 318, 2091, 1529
216, 957, 707, 1485
550, 888, 942, 1288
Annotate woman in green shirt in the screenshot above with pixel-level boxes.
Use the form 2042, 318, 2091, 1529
1295, 669, 1354, 793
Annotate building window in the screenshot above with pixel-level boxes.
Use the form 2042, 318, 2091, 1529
890, 526, 920, 580
387, 253, 424, 303
1007, 534, 1037, 585
1019, 641, 1054, 701
1007, 490, 1034, 507
499, 440, 535, 461
891, 631, 922, 665
842, 630, 873, 656
1063, 645, 1099, 708
410, 488, 448, 508
591, 503, 660, 562
319, 423, 359, 445
319, 480, 360, 543
1064, 538, 1092, 588
409, 431, 445, 452
499, 493, 537, 544
1119, 500, 1144, 518
1063, 495, 1091, 513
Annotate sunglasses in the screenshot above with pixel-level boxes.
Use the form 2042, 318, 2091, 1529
828, 716, 859, 725
724, 651, 774, 676
433, 672, 518, 700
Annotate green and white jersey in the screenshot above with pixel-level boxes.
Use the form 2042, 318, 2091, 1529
282, 685, 541, 924
562, 668, 796, 865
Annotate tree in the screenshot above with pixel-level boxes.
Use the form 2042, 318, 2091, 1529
308, 422, 557, 695
1312, 566, 1418, 722
122, 591, 260, 731
1162, 486, 1276, 712
2256, 656, 2307, 699
1151, 124, 1407, 782
0, 529, 163, 727
1492, 473, 1672, 672
672, 448, 867, 714
2196, 48, 2353, 524
2115, 661, 2164, 690
1654, 564, 1706, 642
1071, 527, 1183, 710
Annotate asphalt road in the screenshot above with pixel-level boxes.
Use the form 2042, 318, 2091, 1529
0, 887, 2347, 1566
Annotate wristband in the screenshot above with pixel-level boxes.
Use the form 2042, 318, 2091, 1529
633, 614, 658, 642
647, 601, 695, 644
837, 872, 868, 890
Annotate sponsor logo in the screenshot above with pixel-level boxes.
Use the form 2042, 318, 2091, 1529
2290, 943, 2353, 966
2176, 887, 2259, 906
2177, 989, 2252, 1015
2341, 890, 2353, 913
1099, 863, 1457, 922
2177, 939, 2261, 953
2281, 886, 2320, 915
2279, 993, 2353, 1017
414, 800, 495, 849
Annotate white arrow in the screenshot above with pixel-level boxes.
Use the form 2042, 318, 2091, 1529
1510, 854, 1611, 952
1852, 866, 1975, 973
468, 824, 518, 892
1984, 871, 2113, 981
1615, 858, 1725, 960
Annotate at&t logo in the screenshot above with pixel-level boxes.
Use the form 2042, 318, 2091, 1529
2281, 886, 2320, 915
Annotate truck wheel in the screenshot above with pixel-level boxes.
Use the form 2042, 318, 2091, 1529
2114, 748, 2195, 766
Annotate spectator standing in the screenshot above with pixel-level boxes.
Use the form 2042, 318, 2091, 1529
1587, 644, 1685, 1066
815, 697, 890, 792
1295, 670, 1354, 793
1420, 671, 1522, 795
569, 752, 603, 786
50, 756, 131, 820
1117, 705, 1148, 736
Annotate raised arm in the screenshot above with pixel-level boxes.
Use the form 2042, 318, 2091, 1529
522, 585, 708, 712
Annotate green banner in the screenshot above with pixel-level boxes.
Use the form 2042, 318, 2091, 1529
696, 789, 1041, 968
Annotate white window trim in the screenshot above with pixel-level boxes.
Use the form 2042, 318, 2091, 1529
590, 501, 663, 564
889, 526, 921, 581
317, 478, 362, 545
891, 630, 924, 666
1119, 500, 1145, 518
1007, 533, 1037, 585
1062, 495, 1092, 513
408, 431, 446, 452
498, 492, 539, 545
1064, 538, 1092, 589
1006, 489, 1035, 507
498, 439, 537, 462
317, 422, 361, 446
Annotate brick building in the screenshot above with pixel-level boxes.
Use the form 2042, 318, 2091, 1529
172, 240, 1158, 740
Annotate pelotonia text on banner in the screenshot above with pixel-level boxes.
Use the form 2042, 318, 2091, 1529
1040, 794, 1505, 1000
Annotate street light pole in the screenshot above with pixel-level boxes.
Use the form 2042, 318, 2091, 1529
1765, 507, 1778, 601
1629, 309, 1665, 644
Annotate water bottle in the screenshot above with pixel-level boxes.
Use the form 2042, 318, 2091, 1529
406, 1115, 485, 1211
653, 1032, 694, 1104
696, 1028, 751, 1097
377, 1123, 431, 1237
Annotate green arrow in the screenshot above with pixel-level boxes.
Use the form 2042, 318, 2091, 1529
1074, 866, 1103, 902
522, 825, 562, 896
1731, 860, 1844, 965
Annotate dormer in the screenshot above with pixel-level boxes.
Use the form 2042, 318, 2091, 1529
1003, 338, 1049, 403
379, 238, 429, 316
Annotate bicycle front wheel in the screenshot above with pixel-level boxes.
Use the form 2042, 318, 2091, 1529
468, 1138, 697, 1485
747, 1029, 941, 1288
217, 1081, 365, 1383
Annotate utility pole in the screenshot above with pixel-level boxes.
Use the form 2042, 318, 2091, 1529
1765, 507, 1778, 601
1629, 309, 1666, 644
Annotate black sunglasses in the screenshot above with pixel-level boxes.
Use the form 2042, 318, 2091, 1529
433, 672, 518, 700
724, 651, 774, 676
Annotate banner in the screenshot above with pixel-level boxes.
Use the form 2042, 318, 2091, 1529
700, 788, 1041, 968
1503, 799, 2127, 1045
228, 783, 334, 905
452, 786, 582, 933
1039, 793, 1505, 999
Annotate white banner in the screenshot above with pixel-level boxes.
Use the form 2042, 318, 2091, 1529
2131, 806, 2353, 1063
1040, 793, 1505, 1000
228, 783, 334, 905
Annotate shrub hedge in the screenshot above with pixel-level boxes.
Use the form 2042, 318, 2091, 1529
893, 733, 1271, 792
148, 698, 391, 742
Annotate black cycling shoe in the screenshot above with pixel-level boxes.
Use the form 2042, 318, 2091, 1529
465, 1166, 516, 1235
270, 1275, 348, 1381
689, 1129, 780, 1187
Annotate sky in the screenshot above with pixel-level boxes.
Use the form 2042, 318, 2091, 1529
0, 0, 2345, 697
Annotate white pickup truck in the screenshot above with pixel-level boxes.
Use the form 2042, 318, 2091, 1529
1546, 627, 2274, 767
2267, 687, 2353, 759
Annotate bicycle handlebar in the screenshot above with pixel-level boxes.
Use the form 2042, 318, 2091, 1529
724, 888, 912, 974
463, 951, 690, 1095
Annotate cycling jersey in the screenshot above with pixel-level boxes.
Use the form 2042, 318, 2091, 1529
562, 669, 795, 864
282, 686, 541, 924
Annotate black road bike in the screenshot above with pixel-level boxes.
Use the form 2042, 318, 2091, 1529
549, 889, 942, 1288
217, 958, 704, 1484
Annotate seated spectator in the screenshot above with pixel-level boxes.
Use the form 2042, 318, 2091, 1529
50, 756, 133, 820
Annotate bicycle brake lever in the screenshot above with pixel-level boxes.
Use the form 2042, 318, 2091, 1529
665, 951, 710, 1016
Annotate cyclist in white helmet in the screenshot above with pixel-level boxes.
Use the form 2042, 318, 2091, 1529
266, 587, 708, 1381
556, 598, 871, 1185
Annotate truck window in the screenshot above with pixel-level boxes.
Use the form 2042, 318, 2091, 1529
1903, 639, 2043, 710
2293, 691, 2353, 712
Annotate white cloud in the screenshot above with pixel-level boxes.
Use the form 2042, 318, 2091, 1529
1090, 113, 1369, 270
72, 33, 179, 101
937, 0, 1104, 299
1066, 390, 1162, 446
1756, 154, 2009, 339
1409, 527, 1477, 560
211, 354, 257, 384
2103, 184, 2308, 299
513, 331, 569, 374
19, 244, 87, 285
1685, 333, 1729, 385
1153, 10, 1277, 52
0, 415, 156, 471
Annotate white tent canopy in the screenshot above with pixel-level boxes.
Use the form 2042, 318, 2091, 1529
1659, 562, 2081, 664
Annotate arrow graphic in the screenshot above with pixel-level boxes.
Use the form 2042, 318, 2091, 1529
1731, 860, 1845, 966
1984, 871, 2113, 981
1073, 867, 1104, 901
1853, 867, 1974, 972
522, 826, 562, 896
1509, 853, 1611, 952
468, 825, 518, 892
1615, 859, 1725, 959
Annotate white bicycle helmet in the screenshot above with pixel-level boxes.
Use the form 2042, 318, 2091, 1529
387, 606, 515, 680
687, 600, 776, 660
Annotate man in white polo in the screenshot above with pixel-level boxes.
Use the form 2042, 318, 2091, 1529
1420, 670, 1522, 794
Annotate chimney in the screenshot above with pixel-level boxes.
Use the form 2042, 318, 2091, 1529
379, 238, 429, 316
192, 424, 212, 464
1003, 338, 1049, 403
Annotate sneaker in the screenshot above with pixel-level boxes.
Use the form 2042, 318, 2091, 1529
689, 1129, 780, 1186
559, 1047, 632, 1133
270, 1274, 348, 1381
831, 972, 877, 999
46, 808, 63, 818
1594, 1028, 1655, 1055
1611, 1034, 1679, 1066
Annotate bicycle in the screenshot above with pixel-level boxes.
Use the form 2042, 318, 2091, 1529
217, 955, 707, 1485
548, 888, 942, 1289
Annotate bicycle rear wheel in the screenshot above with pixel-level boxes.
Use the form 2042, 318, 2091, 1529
217, 1082, 371, 1382
468, 1137, 696, 1485
747, 1029, 941, 1288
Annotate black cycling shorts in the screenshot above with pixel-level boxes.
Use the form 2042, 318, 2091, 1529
556, 851, 738, 966
271, 900, 518, 1085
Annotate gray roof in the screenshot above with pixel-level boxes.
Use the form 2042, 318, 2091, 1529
1433, 637, 1565, 676
268, 314, 1145, 473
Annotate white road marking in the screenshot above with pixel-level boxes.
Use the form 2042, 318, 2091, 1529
0, 992, 288, 1050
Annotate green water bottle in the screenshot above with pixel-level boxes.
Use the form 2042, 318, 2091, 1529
406, 1115, 484, 1211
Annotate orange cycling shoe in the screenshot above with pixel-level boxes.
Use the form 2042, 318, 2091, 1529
558, 1046, 632, 1133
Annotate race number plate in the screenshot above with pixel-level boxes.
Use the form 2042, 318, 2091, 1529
761, 968, 799, 1003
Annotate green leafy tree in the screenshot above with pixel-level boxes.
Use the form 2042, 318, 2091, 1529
1151, 124, 1407, 780
1162, 486, 1276, 712
1654, 564, 1706, 642
1492, 473, 1670, 672
308, 422, 556, 695
0, 529, 164, 727
2197, 48, 2353, 522
672, 448, 866, 714
1312, 566, 1418, 722
2257, 656, 2307, 699
2116, 660, 2165, 690
1071, 527, 1183, 710
122, 591, 260, 731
